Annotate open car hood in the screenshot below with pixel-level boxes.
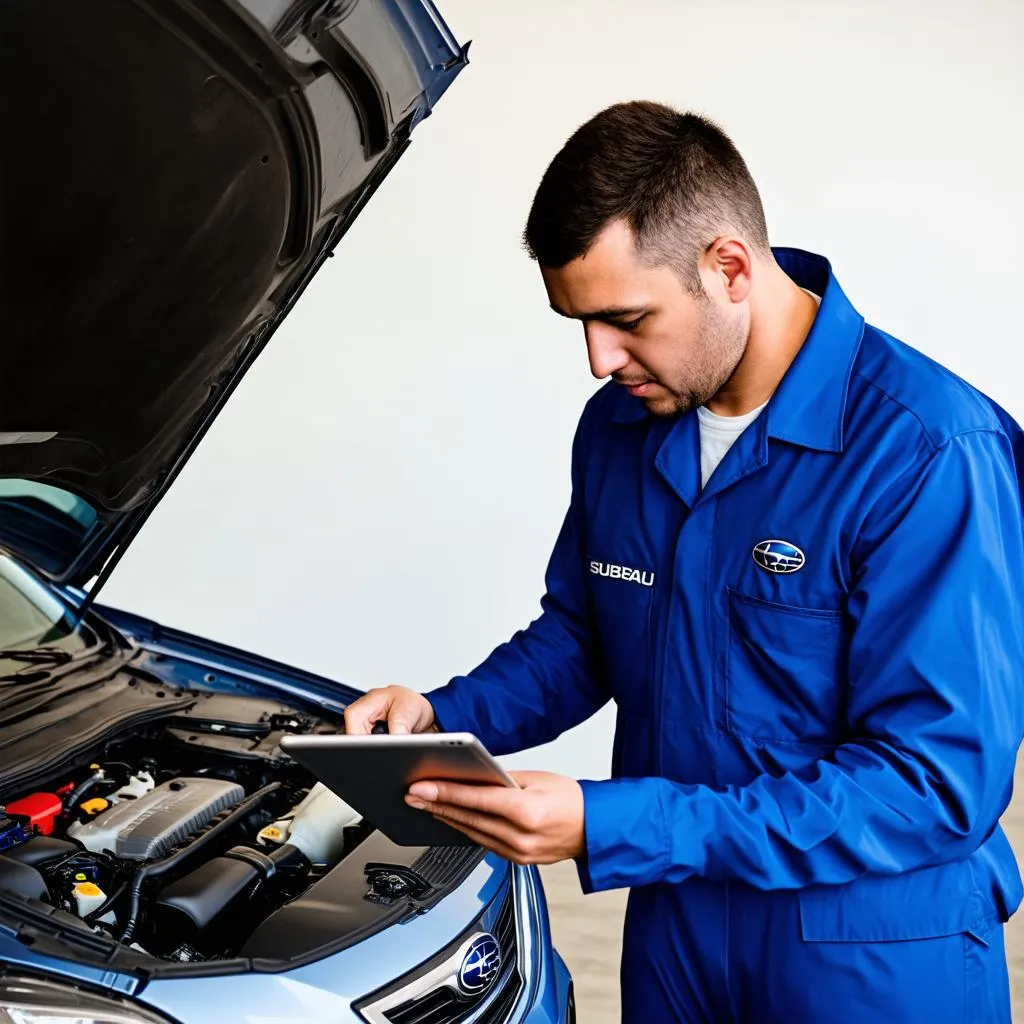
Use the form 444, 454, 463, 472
0, 0, 466, 591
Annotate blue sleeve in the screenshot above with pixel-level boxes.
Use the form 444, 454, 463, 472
577, 430, 1024, 892
425, 413, 610, 755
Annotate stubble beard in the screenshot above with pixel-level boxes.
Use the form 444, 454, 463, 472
647, 300, 749, 419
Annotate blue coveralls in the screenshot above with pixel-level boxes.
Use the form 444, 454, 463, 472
428, 249, 1024, 1022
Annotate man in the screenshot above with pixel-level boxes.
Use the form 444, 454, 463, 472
345, 101, 1024, 1021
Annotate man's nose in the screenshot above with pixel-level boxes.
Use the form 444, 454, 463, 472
585, 323, 630, 380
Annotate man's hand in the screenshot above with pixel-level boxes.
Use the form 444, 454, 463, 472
406, 771, 585, 865
343, 685, 437, 735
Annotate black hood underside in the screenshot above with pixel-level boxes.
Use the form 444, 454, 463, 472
0, 0, 466, 586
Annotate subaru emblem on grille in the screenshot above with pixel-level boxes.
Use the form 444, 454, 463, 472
457, 933, 502, 995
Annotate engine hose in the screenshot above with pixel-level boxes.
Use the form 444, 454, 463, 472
118, 781, 281, 944
63, 770, 104, 812
83, 878, 128, 924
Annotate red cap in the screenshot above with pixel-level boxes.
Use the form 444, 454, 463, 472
5, 792, 63, 836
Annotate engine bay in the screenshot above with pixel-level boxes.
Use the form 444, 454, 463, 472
0, 688, 373, 963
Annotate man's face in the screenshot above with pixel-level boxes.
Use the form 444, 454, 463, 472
541, 220, 749, 417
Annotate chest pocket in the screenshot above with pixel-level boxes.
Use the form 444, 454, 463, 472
726, 588, 846, 743
587, 556, 655, 704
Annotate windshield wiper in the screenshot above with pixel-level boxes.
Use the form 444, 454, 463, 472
0, 646, 74, 682
3, 646, 74, 666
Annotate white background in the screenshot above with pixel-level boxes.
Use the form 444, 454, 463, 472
103, 0, 1024, 779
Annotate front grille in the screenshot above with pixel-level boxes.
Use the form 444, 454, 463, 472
368, 880, 522, 1024
387, 988, 460, 1024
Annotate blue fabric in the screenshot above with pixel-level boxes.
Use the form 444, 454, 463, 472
619, 879, 1011, 1022
426, 249, 1024, 1021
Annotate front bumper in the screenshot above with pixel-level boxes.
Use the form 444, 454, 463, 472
0, 854, 572, 1023
131, 856, 571, 1023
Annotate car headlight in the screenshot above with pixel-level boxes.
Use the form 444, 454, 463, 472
0, 976, 172, 1024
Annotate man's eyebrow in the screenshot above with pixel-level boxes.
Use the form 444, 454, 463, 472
549, 304, 649, 322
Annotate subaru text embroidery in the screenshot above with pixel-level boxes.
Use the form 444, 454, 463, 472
589, 561, 655, 587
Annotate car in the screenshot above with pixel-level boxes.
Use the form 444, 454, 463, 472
0, 1, 576, 1022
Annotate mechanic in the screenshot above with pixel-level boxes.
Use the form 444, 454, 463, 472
344, 101, 1024, 1022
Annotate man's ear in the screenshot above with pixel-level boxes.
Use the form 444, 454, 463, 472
701, 236, 753, 303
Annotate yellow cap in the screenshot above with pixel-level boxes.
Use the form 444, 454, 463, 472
81, 798, 109, 815
259, 826, 283, 841
73, 882, 102, 897
74, 872, 87, 881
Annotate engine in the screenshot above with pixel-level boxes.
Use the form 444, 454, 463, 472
0, 694, 366, 962
67, 777, 246, 860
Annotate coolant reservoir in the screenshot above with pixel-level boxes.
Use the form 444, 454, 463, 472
110, 771, 156, 803
257, 824, 287, 846
259, 783, 359, 864
71, 882, 106, 917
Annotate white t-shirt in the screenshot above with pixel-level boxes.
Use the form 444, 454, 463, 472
697, 400, 768, 488
697, 289, 821, 489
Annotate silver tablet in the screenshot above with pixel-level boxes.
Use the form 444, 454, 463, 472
279, 732, 518, 847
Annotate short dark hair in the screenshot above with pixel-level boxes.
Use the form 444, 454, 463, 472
524, 101, 770, 290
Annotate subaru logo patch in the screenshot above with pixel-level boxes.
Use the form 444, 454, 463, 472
457, 933, 502, 995
752, 539, 805, 574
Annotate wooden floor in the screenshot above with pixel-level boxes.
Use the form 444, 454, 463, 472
539, 761, 1024, 1023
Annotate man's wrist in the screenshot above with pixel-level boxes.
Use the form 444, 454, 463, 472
422, 685, 463, 737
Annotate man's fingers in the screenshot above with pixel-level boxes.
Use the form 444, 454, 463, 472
405, 770, 584, 865
342, 703, 371, 735
344, 686, 433, 736
343, 690, 389, 735
415, 799, 522, 845
431, 816, 522, 860
406, 794, 548, 861
407, 780, 521, 815
427, 807, 533, 861
431, 809, 552, 865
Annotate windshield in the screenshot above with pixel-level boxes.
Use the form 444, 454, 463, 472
0, 478, 101, 578
0, 554, 92, 664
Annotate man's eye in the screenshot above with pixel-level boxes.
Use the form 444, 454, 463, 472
616, 316, 646, 332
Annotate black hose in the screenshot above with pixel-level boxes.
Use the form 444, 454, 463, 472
63, 770, 104, 812
83, 878, 128, 924
42, 851, 96, 873
119, 781, 281, 944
